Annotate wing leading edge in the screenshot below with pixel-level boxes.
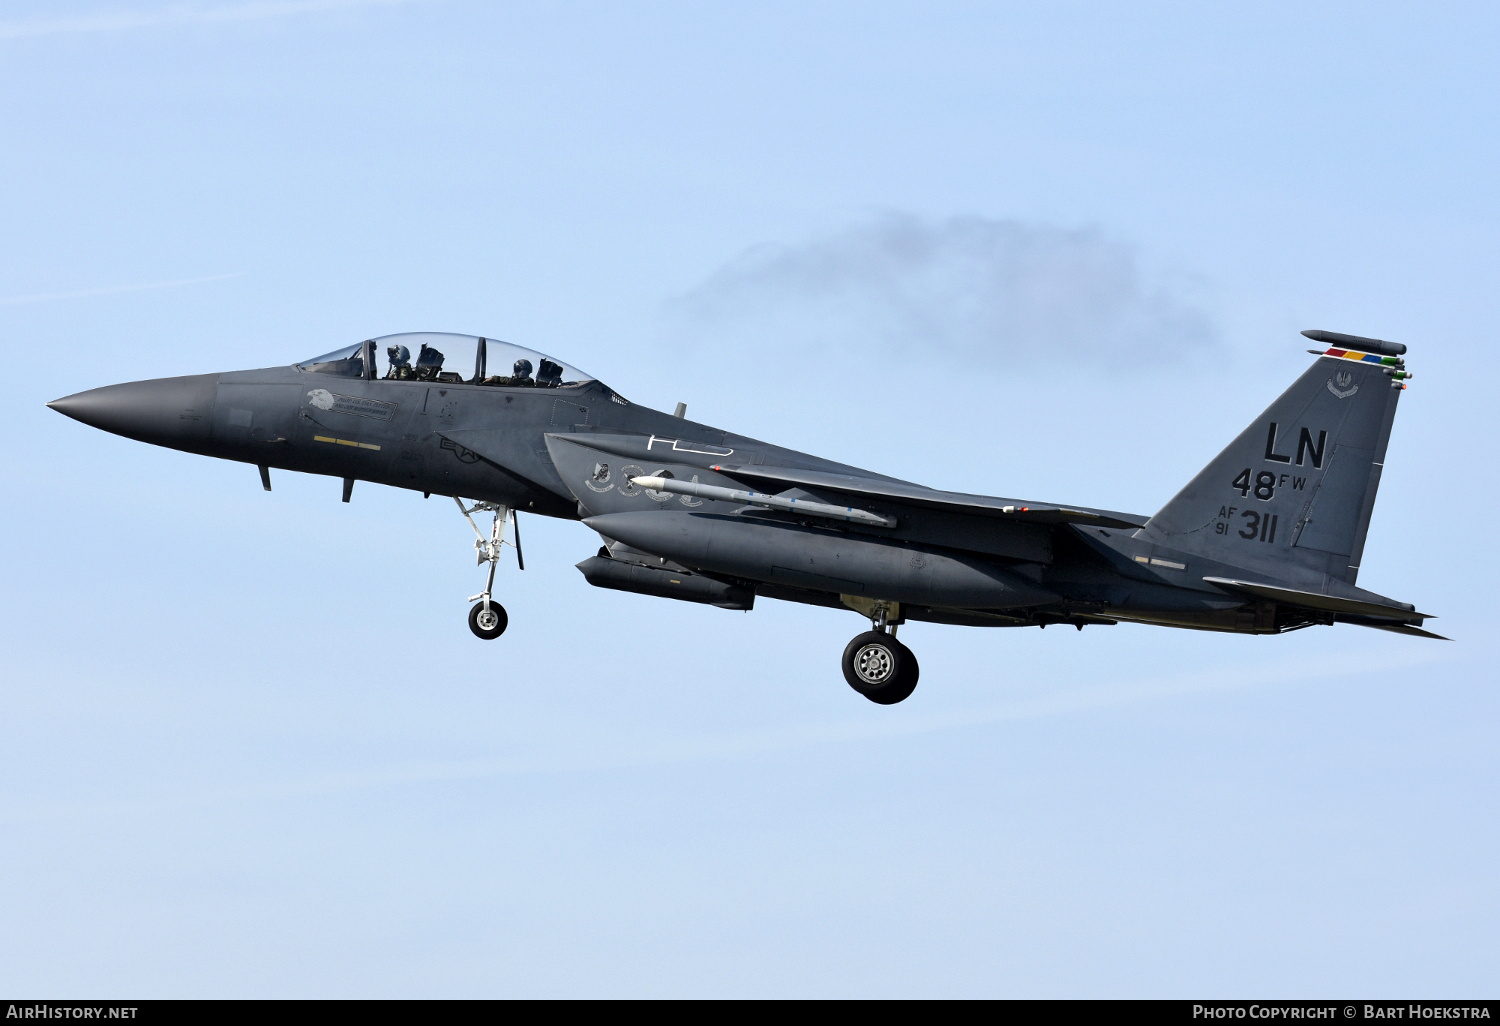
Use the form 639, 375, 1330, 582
709, 463, 1148, 530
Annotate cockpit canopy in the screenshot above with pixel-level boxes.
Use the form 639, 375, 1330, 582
297, 333, 596, 389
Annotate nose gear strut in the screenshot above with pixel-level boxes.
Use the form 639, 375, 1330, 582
455, 497, 523, 639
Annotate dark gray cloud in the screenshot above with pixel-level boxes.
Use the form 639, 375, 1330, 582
663, 214, 1216, 371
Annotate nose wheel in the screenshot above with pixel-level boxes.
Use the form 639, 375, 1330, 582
841, 601, 918, 704
455, 498, 522, 641
469, 600, 508, 640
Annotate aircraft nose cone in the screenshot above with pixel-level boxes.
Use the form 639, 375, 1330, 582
48, 373, 220, 451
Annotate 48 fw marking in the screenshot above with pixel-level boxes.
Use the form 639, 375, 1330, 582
1231, 468, 1309, 501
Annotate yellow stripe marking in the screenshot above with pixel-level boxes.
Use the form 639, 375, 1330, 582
313, 435, 381, 451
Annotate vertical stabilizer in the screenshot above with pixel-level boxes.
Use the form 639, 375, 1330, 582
1141, 333, 1409, 584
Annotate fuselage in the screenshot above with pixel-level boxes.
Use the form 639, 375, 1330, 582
47, 328, 1436, 704
46, 324, 1428, 645
47, 357, 1307, 635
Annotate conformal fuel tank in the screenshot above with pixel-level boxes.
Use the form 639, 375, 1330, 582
583, 511, 1057, 610
576, 553, 755, 610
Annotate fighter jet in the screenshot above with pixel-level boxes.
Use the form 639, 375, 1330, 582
48, 328, 1436, 704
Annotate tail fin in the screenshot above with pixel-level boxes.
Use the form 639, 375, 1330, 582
1142, 331, 1409, 584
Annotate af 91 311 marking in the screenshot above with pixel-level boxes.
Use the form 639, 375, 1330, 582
1239, 510, 1278, 543
1213, 506, 1279, 544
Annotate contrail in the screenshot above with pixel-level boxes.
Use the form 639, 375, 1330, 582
0, 271, 246, 306
0, 0, 431, 41
662, 212, 1218, 371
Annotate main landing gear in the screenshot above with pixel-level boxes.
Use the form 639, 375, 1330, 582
841, 601, 918, 705
455, 497, 523, 640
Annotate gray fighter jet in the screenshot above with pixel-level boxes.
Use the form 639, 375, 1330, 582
48, 328, 1436, 704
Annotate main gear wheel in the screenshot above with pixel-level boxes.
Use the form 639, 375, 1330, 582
841, 630, 919, 704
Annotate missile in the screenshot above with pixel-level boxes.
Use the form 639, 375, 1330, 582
630, 475, 897, 528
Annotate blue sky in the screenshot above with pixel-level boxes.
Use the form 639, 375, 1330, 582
1, 0, 1496, 997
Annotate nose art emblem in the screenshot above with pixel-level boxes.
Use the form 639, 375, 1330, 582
585, 462, 614, 493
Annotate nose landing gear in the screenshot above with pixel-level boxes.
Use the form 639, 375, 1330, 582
455, 498, 522, 640
469, 601, 508, 640
841, 600, 918, 704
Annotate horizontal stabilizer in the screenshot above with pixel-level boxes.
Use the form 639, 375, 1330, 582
1340, 618, 1449, 640
1202, 576, 1429, 620
709, 463, 1148, 529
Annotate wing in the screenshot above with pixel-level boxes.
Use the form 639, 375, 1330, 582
708, 463, 1149, 530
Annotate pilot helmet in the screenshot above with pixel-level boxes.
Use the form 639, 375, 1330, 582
388, 344, 411, 367
513, 358, 533, 378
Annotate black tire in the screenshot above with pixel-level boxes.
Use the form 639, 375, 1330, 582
842, 631, 919, 704
468, 601, 508, 640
